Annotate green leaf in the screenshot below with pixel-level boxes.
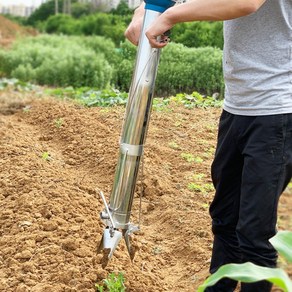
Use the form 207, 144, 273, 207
197, 262, 292, 292
270, 230, 292, 263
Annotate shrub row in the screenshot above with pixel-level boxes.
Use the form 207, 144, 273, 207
0, 35, 224, 95
37, 13, 130, 47
172, 21, 223, 49
0, 35, 116, 88
36, 13, 223, 49
116, 41, 224, 96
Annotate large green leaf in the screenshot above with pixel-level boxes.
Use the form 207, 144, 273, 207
197, 262, 292, 292
270, 231, 292, 263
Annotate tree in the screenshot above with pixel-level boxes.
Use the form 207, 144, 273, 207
55, 0, 59, 14
71, 2, 91, 18
63, 0, 71, 14
27, 0, 62, 25
111, 0, 133, 15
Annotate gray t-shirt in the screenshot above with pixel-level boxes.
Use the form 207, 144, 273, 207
223, 0, 292, 116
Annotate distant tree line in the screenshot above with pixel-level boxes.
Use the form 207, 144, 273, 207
7, 0, 223, 49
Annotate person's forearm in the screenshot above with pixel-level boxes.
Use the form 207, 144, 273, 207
164, 0, 266, 24
133, 2, 145, 18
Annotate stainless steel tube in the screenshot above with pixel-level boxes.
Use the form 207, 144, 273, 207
109, 9, 161, 229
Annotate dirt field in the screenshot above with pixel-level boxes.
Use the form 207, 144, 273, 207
0, 15, 36, 47
0, 88, 291, 292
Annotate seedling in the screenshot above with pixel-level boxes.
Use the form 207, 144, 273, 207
41, 151, 51, 161
181, 153, 195, 162
23, 106, 31, 113
152, 246, 162, 255
188, 183, 203, 192
54, 118, 64, 128
181, 153, 203, 163
168, 141, 179, 149
95, 272, 126, 292
201, 203, 210, 209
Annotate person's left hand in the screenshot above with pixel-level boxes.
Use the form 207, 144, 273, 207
145, 13, 174, 48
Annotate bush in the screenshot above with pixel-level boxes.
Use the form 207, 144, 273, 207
0, 35, 224, 94
40, 13, 130, 46
172, 21, 224, 49
116, 41, 224, 96
45, 14, 81, 35
27, 0, 57, 26
0, 35, 115, 88
79, 13, 128, 46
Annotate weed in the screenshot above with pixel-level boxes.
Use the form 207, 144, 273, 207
95, 272, 125, 292
171, 91, 223, 109
181, 153, 203, 163
188, 183, 203, 192
181, 153, 195, 162
188, 173, 214, 194
203, 183, 215, 192
193, 173, 205, 180
41, 152, 51, 161
168, 141, 179, 149
152, 246, 162, 255
22, 106, 31, 113
174, 121, 182, 127
194, 156, 204, 163
54, 118, 64, 128
201, 203, 210, 209
188, 182, 214, 193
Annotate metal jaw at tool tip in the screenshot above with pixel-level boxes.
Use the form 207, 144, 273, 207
97, 191, 138, 266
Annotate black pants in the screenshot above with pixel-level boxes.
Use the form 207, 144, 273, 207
206, 111, 292, 292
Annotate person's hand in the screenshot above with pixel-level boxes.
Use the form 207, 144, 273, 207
145, 11, 174, 48
124, 5, 145, 46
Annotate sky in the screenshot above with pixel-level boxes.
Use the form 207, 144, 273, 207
0, 0, 45, 6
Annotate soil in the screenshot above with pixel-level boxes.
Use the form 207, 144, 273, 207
0, 88, 291, 292
0, 15, 37, 47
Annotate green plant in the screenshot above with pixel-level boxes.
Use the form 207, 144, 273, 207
95, 272, 125, 292
54, 118, 64, 128
181, 153, 196, 163
168, 141, 179, 149
188, 183, 203, 192
0, 78, 36, 91
171, 92, 223, 109
117, 41, 224, 96
45, 86, 128, 107
172, 21, 223, 49
41, 151, 51, 161
0, 35, 115, 88
198, 231, 292, 291
181, 153, 203, 163
152, 246, 163, 255
188, 182, 214, 193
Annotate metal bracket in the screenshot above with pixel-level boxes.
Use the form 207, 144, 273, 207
120, 143, 144, 156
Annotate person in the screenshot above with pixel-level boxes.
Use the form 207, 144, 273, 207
125, 0, 292, 291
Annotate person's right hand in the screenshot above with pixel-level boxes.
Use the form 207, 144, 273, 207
124, 18, 143, 46
124, 4, 145, 46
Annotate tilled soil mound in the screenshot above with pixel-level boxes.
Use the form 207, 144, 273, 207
0, 15, 37, 47
0, 89, 291, 292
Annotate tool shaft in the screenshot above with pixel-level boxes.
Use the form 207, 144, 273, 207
109, 9, 161, 229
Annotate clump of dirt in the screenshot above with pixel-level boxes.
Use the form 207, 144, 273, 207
0, 89, 291, 292
0, 15, 37, 47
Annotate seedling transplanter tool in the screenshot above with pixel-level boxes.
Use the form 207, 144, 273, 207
98, 0, 176, 264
